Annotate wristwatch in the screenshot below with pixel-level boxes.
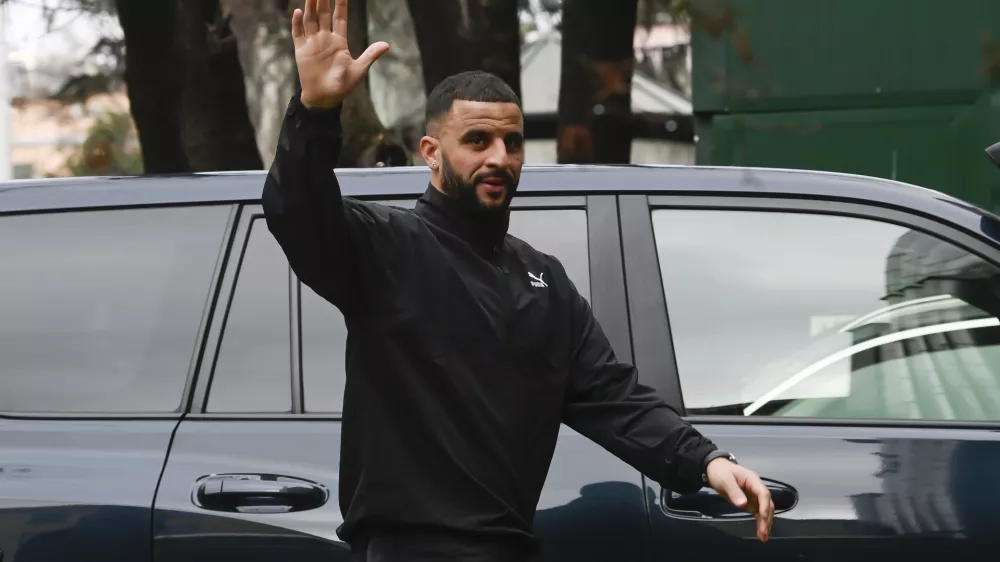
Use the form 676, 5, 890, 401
702, 451, 737, 484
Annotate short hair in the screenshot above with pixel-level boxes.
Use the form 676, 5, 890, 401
424, 70, 521, 132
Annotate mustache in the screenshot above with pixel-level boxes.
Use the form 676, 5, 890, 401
474, 170, 515, 186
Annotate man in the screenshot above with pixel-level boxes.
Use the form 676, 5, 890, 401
263, 1, 774, 560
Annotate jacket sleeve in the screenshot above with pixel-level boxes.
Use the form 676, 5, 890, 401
561, 285, 718, 495
261, 90, 392, 316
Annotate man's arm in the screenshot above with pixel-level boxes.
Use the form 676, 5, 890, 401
561, 286, 774, 541
262, 93, 378, 313
561, 288, 717, 495
261, 0, 390, 314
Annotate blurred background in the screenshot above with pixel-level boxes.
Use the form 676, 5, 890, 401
1, 0, 999, 212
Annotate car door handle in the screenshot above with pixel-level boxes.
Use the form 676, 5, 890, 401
193, 474, 329, 514
662, 477, 798, 519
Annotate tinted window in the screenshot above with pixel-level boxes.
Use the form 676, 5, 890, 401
653, 209, 1000, 422
208, 218, 292, 413
0, 206, 229, 413
301, 206, 590, 413
509, 209, 590, 299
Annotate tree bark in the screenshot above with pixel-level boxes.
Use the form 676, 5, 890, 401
557, 0, 639, 164
334, 0, 411, 167
219, 0, 299, 168
367, 0, 425, 131
115, 0, 189, 173
175, 0, 264, 172
405, 0, 521, 99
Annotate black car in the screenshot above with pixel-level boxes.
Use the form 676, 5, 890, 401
2, 163, 1000, 562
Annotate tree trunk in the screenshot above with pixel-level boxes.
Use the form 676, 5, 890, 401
334, 0, 411, 167
367, 0, 425, 132
115, 0, 189, 173
175, 0, 264, 172
405, 0, 521, 98
219, 0, 299, 168
557, 0, 639, 164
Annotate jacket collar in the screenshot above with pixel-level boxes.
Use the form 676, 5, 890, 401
415, 184, 510, 256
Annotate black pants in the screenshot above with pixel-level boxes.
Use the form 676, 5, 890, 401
350, 530, 542, 562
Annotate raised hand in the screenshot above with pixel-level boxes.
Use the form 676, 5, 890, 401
292, 0, 390, 109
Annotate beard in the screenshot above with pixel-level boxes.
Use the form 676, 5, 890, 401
439, 154, 517, 220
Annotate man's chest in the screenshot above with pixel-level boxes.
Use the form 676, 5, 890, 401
384, 232, 571, 371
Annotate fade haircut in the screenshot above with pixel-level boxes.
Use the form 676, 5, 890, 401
424, 70, 521, 135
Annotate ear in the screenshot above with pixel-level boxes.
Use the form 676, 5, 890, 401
419, 135, 441, 172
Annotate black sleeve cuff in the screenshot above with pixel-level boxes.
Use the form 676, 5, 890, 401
288, 88, 343, 139
702, 449, 734, 473
280, 88, 345, 161
670, 441, 718, 495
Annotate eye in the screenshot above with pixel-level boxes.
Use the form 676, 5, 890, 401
469, 135, 485, 146
505, 137, 523, 150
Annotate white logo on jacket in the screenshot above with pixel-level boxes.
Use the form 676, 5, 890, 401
528, 272, 547, 288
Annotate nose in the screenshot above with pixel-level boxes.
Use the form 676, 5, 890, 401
484, 137, 511, 169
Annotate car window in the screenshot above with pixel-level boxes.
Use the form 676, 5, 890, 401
653, 209, 1000, 422
508, 209, 590, 299
301, 206, 590, 413
208, 218, 293, 413
0, 206, 230, 413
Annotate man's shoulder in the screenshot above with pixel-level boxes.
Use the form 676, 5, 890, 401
342, 196, 420, 225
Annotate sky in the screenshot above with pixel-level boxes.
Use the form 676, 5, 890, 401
5, 0, 120, 70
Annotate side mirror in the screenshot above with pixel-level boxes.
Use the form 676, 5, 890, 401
987, 142, 1000, 169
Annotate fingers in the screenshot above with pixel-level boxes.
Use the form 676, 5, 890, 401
304, 0, 319, 34
356, 41, 390, 72
317, 0, 332, 32
745, 477, 773, 542
332, 0, 348, 37
718, 475, 747, 510
291, 9, 305, 40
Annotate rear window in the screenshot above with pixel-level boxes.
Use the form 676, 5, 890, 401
0, 206, 230, 413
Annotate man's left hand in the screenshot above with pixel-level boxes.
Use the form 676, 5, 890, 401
705, 458, 774, 542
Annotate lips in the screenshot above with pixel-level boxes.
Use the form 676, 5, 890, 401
478, 177, 508, 194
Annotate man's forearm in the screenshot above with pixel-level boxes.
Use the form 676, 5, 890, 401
564, 378, 718, 495
262, 89, 357, 310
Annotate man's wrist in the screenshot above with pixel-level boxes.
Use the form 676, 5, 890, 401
295, 90, 342, 115
702, 450, 737, 484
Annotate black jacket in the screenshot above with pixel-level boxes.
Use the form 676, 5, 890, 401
262, 92, 719, 555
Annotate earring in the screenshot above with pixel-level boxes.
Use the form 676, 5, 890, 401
430, 162, 437, 169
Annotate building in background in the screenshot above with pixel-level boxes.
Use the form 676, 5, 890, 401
519, 29, 694, 165
691, 0, 1000, 213
8, 45, 133, 179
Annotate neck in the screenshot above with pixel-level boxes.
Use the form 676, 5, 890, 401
417, 183, 510, 255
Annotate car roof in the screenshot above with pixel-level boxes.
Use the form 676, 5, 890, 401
1, 164, 997, 243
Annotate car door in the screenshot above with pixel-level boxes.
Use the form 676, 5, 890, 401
619, 194, 1000, 562
0, 203, 233, 562
152, 194, 647, 562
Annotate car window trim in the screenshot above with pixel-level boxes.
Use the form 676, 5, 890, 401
634, 194, 1000, 428
0, 201, 238, 420
191, 204, 297, 414
587, 196, 633, 366
685, 415, 1000, 430
180, 204, 241, 412
619, 195, 685, 413
647, 195, 1000, 265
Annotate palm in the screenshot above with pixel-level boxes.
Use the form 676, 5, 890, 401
292, 0, 389, 109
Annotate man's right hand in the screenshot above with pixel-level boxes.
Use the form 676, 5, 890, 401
293, 0, 390, 110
